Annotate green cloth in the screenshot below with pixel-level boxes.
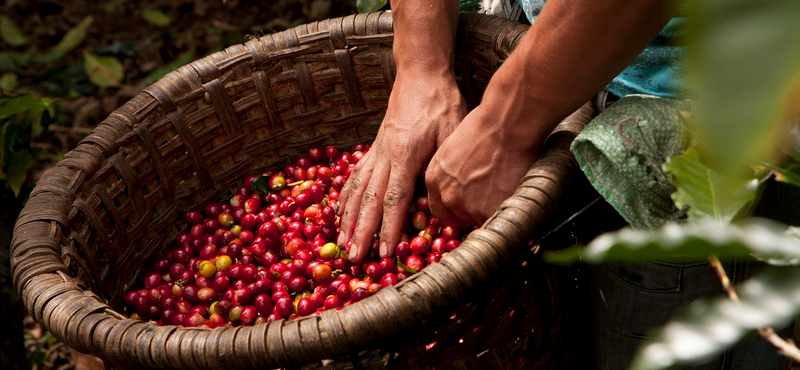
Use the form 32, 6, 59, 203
571, 95, 694, 230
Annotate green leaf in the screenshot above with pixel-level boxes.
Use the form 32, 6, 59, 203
139, 47, 195, 86
396, 256, 417, 274
664, 148, 758, 222
6, 148, 32, 197
0, 94, 48, 119
0, 47, 37, 72
356, 0, 388, 13
685, 0, 800, 180
35, 16, 93, 64
0, 16, 27, 47
142, 9, 171, 27
545, 219, 800, 265
0, 121, 9, 167
629, 267, 800, 370
0, 72, 18, 90
83, 52, 124, 88
250, 174, 271, 194
758, 160, 800, 189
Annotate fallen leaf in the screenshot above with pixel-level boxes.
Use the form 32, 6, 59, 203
0, 15, 27, 47
83, 52, 124, 88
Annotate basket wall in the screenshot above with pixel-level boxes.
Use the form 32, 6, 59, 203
12, 11, 591, 369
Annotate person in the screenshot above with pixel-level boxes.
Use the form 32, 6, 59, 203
335, 1, 792, 369
336, 0, 676, 262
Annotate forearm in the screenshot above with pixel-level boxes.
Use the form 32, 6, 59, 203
391, 0, 461, 79
482, 0, 674, 151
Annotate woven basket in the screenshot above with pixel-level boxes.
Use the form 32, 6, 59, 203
11, 11, 597, 369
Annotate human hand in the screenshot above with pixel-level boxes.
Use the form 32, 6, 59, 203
425, 104, 541, 227
337, 73, 467, 263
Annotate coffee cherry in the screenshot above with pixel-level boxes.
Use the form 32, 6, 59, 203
312, 264, 333, 285
289, 276, 309, 293
378, 258, 396, 276
198, 261, 216, 278
296, 297, 315, 316
186, 211, 204, 225
323, 296, 341, 310
229, 305, 243, 322
185, 312, 205, 327
426, 253, 442, 264
431, 238, 448, 255
395, 241, 412, 261
144, 273, 163, 289
405, 255, 426, 273
381, 273, 399, 288
409, 236, 430, 255
197, 287, 217, 305
124, 291, 140, 307
446, 239, 461, 252
212, 275, 231, 292
254, 294, 274, 316
275, 297, 293, 318
240, 306, 258, 325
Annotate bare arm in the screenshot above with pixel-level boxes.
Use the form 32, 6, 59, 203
427, 0, 674, 225
337, 0, 465, 262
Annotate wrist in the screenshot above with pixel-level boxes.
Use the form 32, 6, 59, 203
393, 45, 455, 80
476, 59, 557, 153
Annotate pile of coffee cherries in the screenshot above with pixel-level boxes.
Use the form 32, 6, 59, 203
123, 144, 469, 328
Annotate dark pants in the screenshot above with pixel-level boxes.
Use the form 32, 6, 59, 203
572, 179, 800, 370
583, 259, 792, 370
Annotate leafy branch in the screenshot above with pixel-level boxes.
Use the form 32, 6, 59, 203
546, 0, 800, 367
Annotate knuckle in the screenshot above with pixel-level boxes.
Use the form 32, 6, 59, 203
383, 186, 408, 208
348, 175, 364, 192
361, 188, 379, 206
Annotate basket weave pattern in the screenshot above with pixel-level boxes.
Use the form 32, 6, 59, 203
12, 12, 593, 369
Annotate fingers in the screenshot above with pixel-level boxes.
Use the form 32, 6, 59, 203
427, 186, 474, 228
377, 163, 417, 258
348, 164, 390, 263
336, 151, 374, 246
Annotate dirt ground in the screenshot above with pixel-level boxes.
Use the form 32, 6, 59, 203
4, 0, 357, 166
2, 1, 358, 368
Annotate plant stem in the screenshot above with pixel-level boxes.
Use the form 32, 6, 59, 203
708, 256, 739, 302
708, 255, 800, 362
758, 327, 800, 361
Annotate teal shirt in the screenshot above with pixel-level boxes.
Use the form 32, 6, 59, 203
517, 0, 687, 99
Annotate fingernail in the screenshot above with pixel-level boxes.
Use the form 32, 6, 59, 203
349, 243, 358, 260
379, 241, 388, 258
336, 232, 346, 246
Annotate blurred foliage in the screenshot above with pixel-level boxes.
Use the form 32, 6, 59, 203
2, 2, 358, 369
685, 0, 800, 182
0, 92, 53, 199
663, 147, 762, 223
34, 16, 94, 65
459, 0, 482, 13
630, 267, 800, 370
1, 15, 27, 47
547, 0, 800, 368
83, 52, 124, 88
356, 0, 387, 13
142, 9, 172, 27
